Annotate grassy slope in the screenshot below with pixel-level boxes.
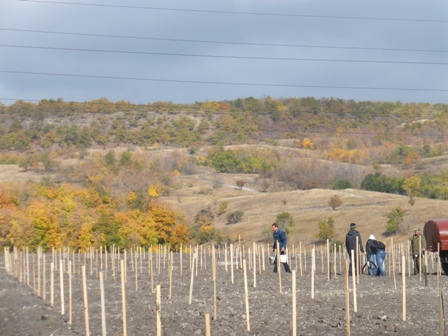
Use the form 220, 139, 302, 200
2, 148, 448, 248
161, 168, 448, 248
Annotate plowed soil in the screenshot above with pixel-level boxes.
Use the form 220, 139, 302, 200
0, 252, 446, 336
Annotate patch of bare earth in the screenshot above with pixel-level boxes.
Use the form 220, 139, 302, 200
0, 253, 446, 336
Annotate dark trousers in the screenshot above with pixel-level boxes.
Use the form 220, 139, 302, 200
347, 249, 359, 276
273, 252, 291, 273
413, 254, 422, 274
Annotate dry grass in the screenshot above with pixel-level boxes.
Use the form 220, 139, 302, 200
2, 147, 448, 249
163, 170, 448, 248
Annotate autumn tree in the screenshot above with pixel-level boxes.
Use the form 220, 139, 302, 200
236, 180, 245, 189
328, 195, 343, 210
191, 208, 220, 244
148, 202, 179, 245
403, 176, 421, 208
170, 223, 190, 251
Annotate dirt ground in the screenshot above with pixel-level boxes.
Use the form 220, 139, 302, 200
0, 251, 446, 336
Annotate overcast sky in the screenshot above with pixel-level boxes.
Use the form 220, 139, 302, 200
1, 0, 447, 106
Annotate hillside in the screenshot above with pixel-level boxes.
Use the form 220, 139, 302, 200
2, 148, 447, 248
1, 97, 448, 250
159, 166, 448, 247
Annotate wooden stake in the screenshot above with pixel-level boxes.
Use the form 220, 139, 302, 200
99, 271, 107, 336
156, 285, 162, 336
26, 247, 30, 286
225, 243, 228, 272
212, 246, 217, 320
253, 242, 257, 288
180, 243, 183, 276
350, 250, 357, 312
440, 290, 445, 336
37, 250, 41, 297
402, 255, 406, 321
50, 262, 54, 308
68, 260, 72, 325
262, 244, 265, 272
344, 259, 350, 336
276, 241, 282, 294
292, 270, 297, 336
355, 236, 360, 284
150, 248, 154, 294
82, 265, 90, 336
169, 252, 173, 299
230, 244, 234, 284
311, 246, 315, 299
189, 253, 196, 304
243, 259, 250, 332
120, 260, 127, 336
327, 239, 330, 280
205, 313, 211, 336
135, 251, 138, 291
60, 259, 65, 315
42, 254, 46, 300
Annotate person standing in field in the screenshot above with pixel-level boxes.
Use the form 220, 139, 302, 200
365, 235, 378, 276
410, 227, 426, 275
271, 223, 291, 273
345, 222, 365, 276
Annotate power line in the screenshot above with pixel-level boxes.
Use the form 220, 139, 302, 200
17, 0, 448, 23
1, 44, 446, 65
2, 28, 447, 54
1, 69, 447, 92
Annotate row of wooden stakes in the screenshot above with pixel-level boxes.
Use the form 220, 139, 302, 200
2, 239, 446, 336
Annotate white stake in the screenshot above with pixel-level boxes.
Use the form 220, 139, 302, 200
100, 271, 107, 336
82, 265, 90, 336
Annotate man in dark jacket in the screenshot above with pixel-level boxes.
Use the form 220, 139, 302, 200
346, 222, 365, 276
272, 223, 291, 273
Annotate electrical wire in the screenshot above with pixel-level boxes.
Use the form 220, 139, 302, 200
2, 28, 446, 54
17, 0, 448, 23
1, 44, 446, 65
1, 70, 447, 92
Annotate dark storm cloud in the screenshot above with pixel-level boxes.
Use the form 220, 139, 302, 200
1, 0, 447, 105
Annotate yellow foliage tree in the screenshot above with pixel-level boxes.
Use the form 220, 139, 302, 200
78, 223, 93, 251
148, 185, 159, 197
115, 210, 158, 248
148, 203, 178, 244
170, 223, 190, 251
28, 200, 64, 249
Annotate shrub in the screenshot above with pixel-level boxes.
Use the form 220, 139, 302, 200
226, 210, 244, 225
217, 201, 228, 216
332, 179, 352, 190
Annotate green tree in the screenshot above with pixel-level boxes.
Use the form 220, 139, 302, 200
316, 217, 335, 242
119, 150, 133, 166
276, 212, 295, 234
386, 207, 406, 234
332, 179, 352, 190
